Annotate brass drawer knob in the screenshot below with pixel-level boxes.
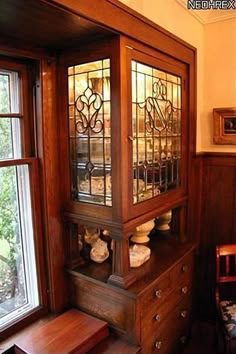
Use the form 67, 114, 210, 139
155, 289, 162, 298
180, 310, 187, 318
154, 341, 162, 349
181, 286, 188, 294
182, 264, 189, 272
180, 336, 187, 344
154, 314, 161, 321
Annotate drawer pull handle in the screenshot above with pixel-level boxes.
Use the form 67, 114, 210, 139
181, 286, 188, 294
155, 289, 162, 298
182, 264, 189, 272
180, 336, 187, 344
180, 310, 187, 318
154, 341, 162, 349
154, 314, 161, 321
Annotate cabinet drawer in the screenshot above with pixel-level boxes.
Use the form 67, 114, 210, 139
140, 252, 193, 328
171, 252, 194, 288
141, 285, 192, 340
141, 295, 192, 354
140, 273, 172, 317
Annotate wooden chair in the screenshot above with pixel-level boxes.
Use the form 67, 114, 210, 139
216, 244, 236, 353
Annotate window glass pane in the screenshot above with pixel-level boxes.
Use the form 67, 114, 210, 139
0, 118, 13, 159
0, 118, 21, 160
0, 73, 10, 113
0, 63, 39, 330
0, 165, 39, 328
0, 71, 20, 114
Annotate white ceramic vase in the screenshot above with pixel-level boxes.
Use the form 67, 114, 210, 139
156, 210, 172, 231
90, 238, 109, 263
131, 219, 154, 243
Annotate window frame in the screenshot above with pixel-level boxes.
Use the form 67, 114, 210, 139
0, 57, 48, 340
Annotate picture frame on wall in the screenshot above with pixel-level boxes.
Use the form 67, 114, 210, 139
213, 107, 236, 145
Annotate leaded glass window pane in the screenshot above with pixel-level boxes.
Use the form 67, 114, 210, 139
68, 59, 111, 206
132, 60, 182, 204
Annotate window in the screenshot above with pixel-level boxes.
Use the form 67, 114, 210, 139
0, 58, 44, 332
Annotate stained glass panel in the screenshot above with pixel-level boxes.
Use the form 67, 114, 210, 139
68, 59, 111, 206
132, 60, 182, 204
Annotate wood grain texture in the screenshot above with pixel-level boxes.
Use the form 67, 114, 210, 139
0, 0, 112, 50
14, 309, 108, 354
68, 274, 138, 342
88, 334, 141, 354
68, 241, 195, 350
201, 154, 236, 247
38, 58, 66, 312
195, 153, 236, 321
47, 0, 195, 63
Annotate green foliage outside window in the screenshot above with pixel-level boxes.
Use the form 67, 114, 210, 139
0, 74, 26, 317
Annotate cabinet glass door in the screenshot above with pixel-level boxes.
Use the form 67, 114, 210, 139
132, 60, 182, 204
68, 59, 112, 206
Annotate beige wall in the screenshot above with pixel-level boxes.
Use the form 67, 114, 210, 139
119, 0, 236, 152
203, 19, 236, 152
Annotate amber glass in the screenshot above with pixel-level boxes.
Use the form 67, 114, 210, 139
68, 59, 111, 206
132, 60, 182, 204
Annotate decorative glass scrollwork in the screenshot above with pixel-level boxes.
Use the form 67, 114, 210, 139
138, 80, 180, 134
132, 60, 182, 204
68, 59, 111, 206
75, 86, 103, 135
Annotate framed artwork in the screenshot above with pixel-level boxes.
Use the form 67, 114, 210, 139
213, 107, 236, 145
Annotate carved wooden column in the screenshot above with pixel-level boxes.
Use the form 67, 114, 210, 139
108, 231, 136, 288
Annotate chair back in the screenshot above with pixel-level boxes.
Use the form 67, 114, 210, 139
215, 245, 236, 352
216, 244, 236, 284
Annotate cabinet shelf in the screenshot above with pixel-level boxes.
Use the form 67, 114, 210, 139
66, 232, 194, 290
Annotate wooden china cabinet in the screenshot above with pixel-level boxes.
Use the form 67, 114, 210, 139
59, 33, 196, 353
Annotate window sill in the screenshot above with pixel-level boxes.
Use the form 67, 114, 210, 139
0, 308, 55, 353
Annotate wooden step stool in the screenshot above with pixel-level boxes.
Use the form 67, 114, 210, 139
14, 309, 109, 354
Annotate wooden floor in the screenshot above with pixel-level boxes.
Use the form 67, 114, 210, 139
0, 318, 229, 354
183, 321, 227, 354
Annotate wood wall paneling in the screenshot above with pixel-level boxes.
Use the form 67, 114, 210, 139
201, 154, 236, 247
38, 58, 66, 312
188, 155, 202, 244
196, 153, 236, 321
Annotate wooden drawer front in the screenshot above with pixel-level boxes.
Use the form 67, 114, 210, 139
140, 252, 193, 327
141, 283, 191, 340
140, 273, 172, 317
142, 295, 192, 354
171, 252, 194, 288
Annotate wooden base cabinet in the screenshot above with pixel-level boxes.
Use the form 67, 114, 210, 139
67, 237, 195, 354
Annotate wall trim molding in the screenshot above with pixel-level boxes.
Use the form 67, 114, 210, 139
195, 151, 236, 157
